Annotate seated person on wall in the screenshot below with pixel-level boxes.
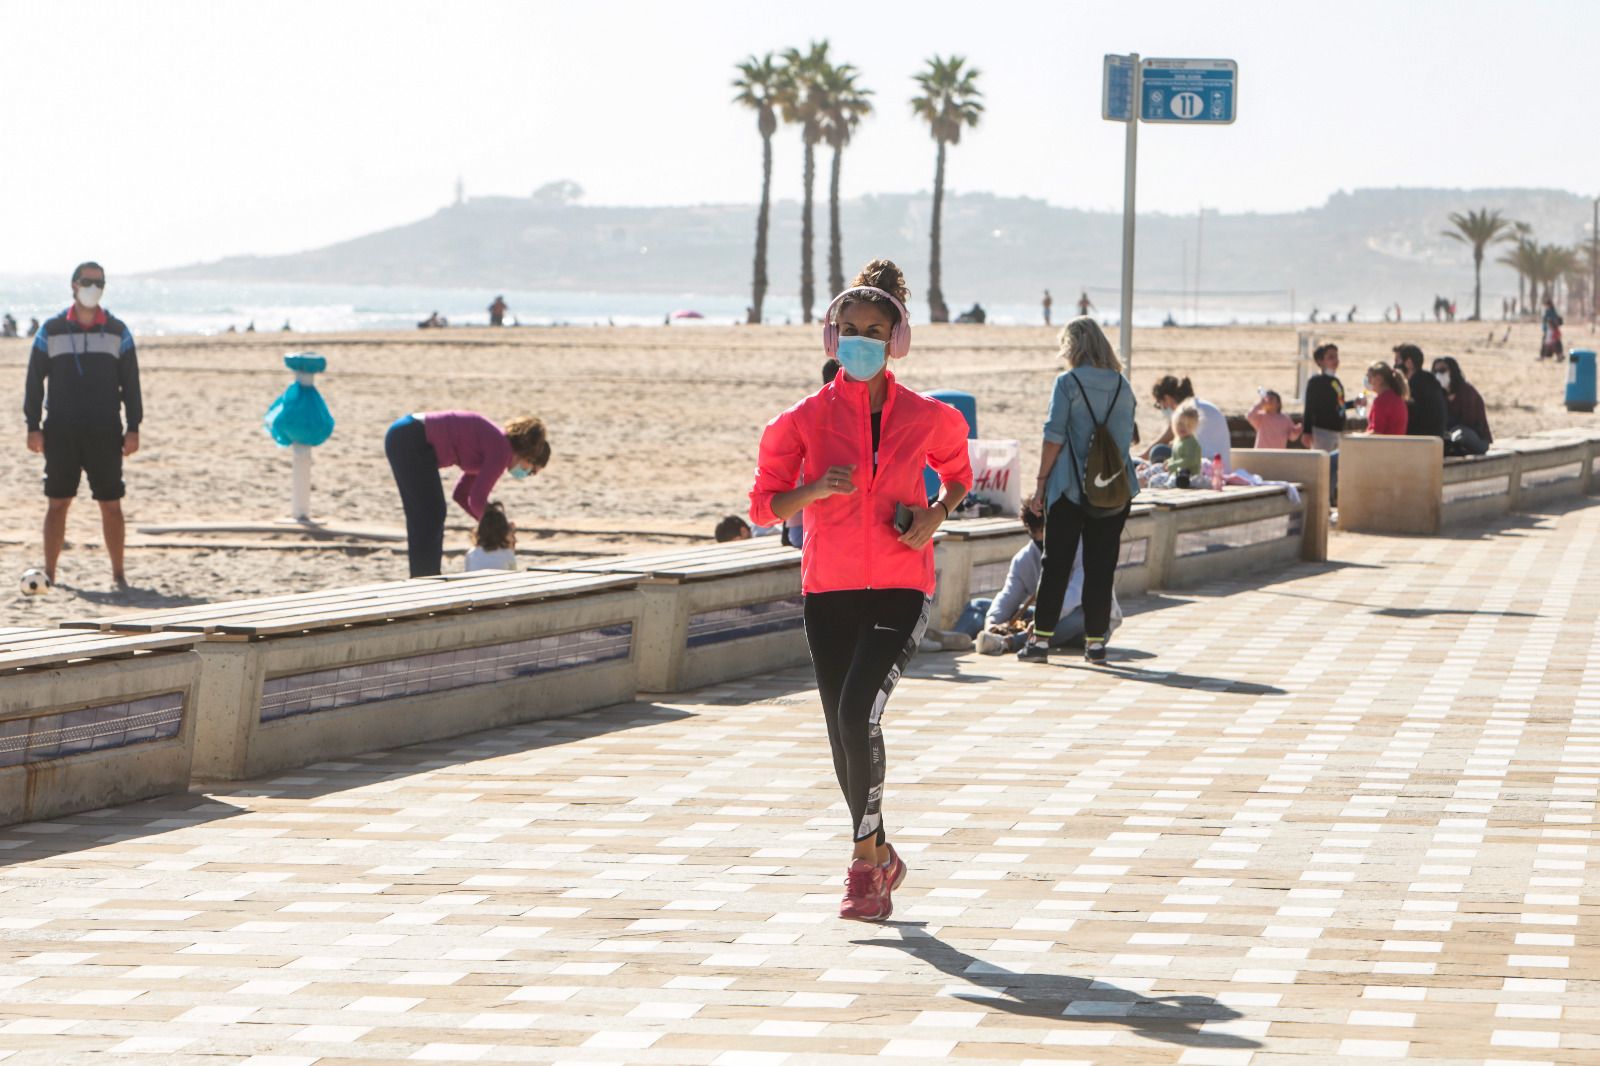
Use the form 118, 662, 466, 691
1392, 343, 1447, 441
714, 514, 785, 541
1143, 375, 1231, 468
953, 508, 1122, 655
1362, 361, 1410, 436
1165, 400, 1204, 488
1431, 356, 1492, 456
1247, 389, 1303, 449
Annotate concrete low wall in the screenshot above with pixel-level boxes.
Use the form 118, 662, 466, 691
636, 568, 806, 694
192, 589, 643, 781
1231, 449, 1330, 562
1343, 431, 1600, 536
0, 650, 201, 824
1339, 436, 1445, 534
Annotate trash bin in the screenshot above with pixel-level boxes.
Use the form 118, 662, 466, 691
1566, 349, 1596, 413
925, 389, 977, 501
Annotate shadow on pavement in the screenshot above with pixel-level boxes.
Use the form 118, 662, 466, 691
0, 701, 695, 868
858, 924, 1260, 1049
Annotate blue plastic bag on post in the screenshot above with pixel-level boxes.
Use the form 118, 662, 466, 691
264, 353, 335, 447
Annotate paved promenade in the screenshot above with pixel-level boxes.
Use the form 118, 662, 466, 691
2, 502, 1598, 1065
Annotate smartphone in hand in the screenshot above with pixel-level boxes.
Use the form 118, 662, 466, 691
893, 502, 914, 534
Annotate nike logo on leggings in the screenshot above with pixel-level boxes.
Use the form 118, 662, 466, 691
873, 623, 898, 632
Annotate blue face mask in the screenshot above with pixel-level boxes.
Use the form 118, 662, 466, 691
509, 464, 530, 480
836, 335, 887, 381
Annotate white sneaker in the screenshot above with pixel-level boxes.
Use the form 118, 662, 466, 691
976, 630, 1006, 655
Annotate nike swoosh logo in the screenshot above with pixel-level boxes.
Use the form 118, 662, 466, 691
873, 624, 898, 632
1093, 470, 1125, 488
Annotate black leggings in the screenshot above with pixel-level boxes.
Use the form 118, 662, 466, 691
385, 415, 447, 578
804, 589, 929, 846
1035, 496, 1129, 641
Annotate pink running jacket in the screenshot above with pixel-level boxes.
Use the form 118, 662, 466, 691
750, 370, 973, 595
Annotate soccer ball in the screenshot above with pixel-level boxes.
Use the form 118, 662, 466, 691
19, 569, 51, 597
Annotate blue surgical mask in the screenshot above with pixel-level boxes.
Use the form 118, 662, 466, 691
836, 335, 887, 381
509, 464, 530, 480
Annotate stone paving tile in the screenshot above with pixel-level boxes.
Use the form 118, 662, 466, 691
1, 501, 1598, 1064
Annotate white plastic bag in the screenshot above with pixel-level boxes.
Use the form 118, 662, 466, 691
966, 439, 1022, 515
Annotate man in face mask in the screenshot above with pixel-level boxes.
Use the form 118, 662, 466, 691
23, 261, 143, 589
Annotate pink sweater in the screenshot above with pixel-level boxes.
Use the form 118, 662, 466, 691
422, 411, 512, 521
1247, 402, 1298, 449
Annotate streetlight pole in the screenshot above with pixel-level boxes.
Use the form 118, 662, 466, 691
1119, 55, 1141, 378
1591, 196, 1597, 323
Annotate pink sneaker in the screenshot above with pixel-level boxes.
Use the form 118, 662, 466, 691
839, 859, 890, 922
881, 843, 907, 894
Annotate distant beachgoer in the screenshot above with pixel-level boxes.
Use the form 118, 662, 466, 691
1395, 303, 1402, 322
245, 320, 255, 332
23, 261, 142, 587
281, 320, 292, 332
1143, 375, 1231, 469
26, 317, 39, 337
489, 295, 508, 327
1021, 316, 1137, 666
1541, 297, 1564, 360
1309, 307, 1319, 324
1302, 343, 1353, 453
1042, 289, 1053, 326
465, 501, 518, 571
1347, 305, 1357, 323
1077, 291, 1094, 317
1393, 343, 1447, 440
1, 312, 16, 338
1248, 390, 1302, 449
1448, 300, 1457, 322
1363, 361, 1409, 436
1433, 356, 1491, 455
385, 411, 550, 577
1383, 307, 1393, 323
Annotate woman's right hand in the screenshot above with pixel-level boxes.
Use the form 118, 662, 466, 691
1025, 488, 1045, 516
810, 465, 857, 501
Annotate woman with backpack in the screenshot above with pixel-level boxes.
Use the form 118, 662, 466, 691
1020, 316, 1138, 665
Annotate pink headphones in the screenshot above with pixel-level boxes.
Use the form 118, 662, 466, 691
822, 286, 912, 360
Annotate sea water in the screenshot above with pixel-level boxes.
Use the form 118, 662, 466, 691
0, 275, 1296, 336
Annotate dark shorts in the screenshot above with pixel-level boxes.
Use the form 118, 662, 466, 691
43, 422, 125, 501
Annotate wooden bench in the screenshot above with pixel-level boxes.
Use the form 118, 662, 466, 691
1342, 431, 1600, 535
67, 570, 646, 781
0, 629, 203, 826
1139, 483, 1308, 588
527, 538, 808, 692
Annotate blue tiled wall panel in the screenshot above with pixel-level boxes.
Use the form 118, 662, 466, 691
260, 624, 634, 724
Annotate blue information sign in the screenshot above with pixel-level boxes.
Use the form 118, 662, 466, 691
1139, 58, 1237, 124
1102, 54, 1134, 122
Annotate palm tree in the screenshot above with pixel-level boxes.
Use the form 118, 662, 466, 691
777, 42, 831, 324
818, 62, 873, 296
1441, 208, 1512, 321
911, 55, 984, 323
1497, 232, 1536, 317
732, 53, 783, 325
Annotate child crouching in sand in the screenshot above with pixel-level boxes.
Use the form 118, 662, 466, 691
1165, 400, 1203, 487
465, 501, 518, 571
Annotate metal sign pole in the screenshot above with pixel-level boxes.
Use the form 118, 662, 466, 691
1120, 55, 1140, 379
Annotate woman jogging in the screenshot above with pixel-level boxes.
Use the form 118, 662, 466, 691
384, 410, 550, 577
749, 259, 971, 923
1020, 316, 1138, 665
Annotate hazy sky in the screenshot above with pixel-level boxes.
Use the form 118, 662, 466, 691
6, 0, 1596, 275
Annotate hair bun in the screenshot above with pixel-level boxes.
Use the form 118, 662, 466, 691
851, 258, 911, 306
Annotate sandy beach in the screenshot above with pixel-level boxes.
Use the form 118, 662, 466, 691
1, 319, 1592, 628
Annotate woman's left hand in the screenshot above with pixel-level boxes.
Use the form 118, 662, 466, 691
897, 504, 945, 551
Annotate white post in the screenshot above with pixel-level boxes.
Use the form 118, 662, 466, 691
1119, 54, 1141, 378
290, 369, 314, 522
